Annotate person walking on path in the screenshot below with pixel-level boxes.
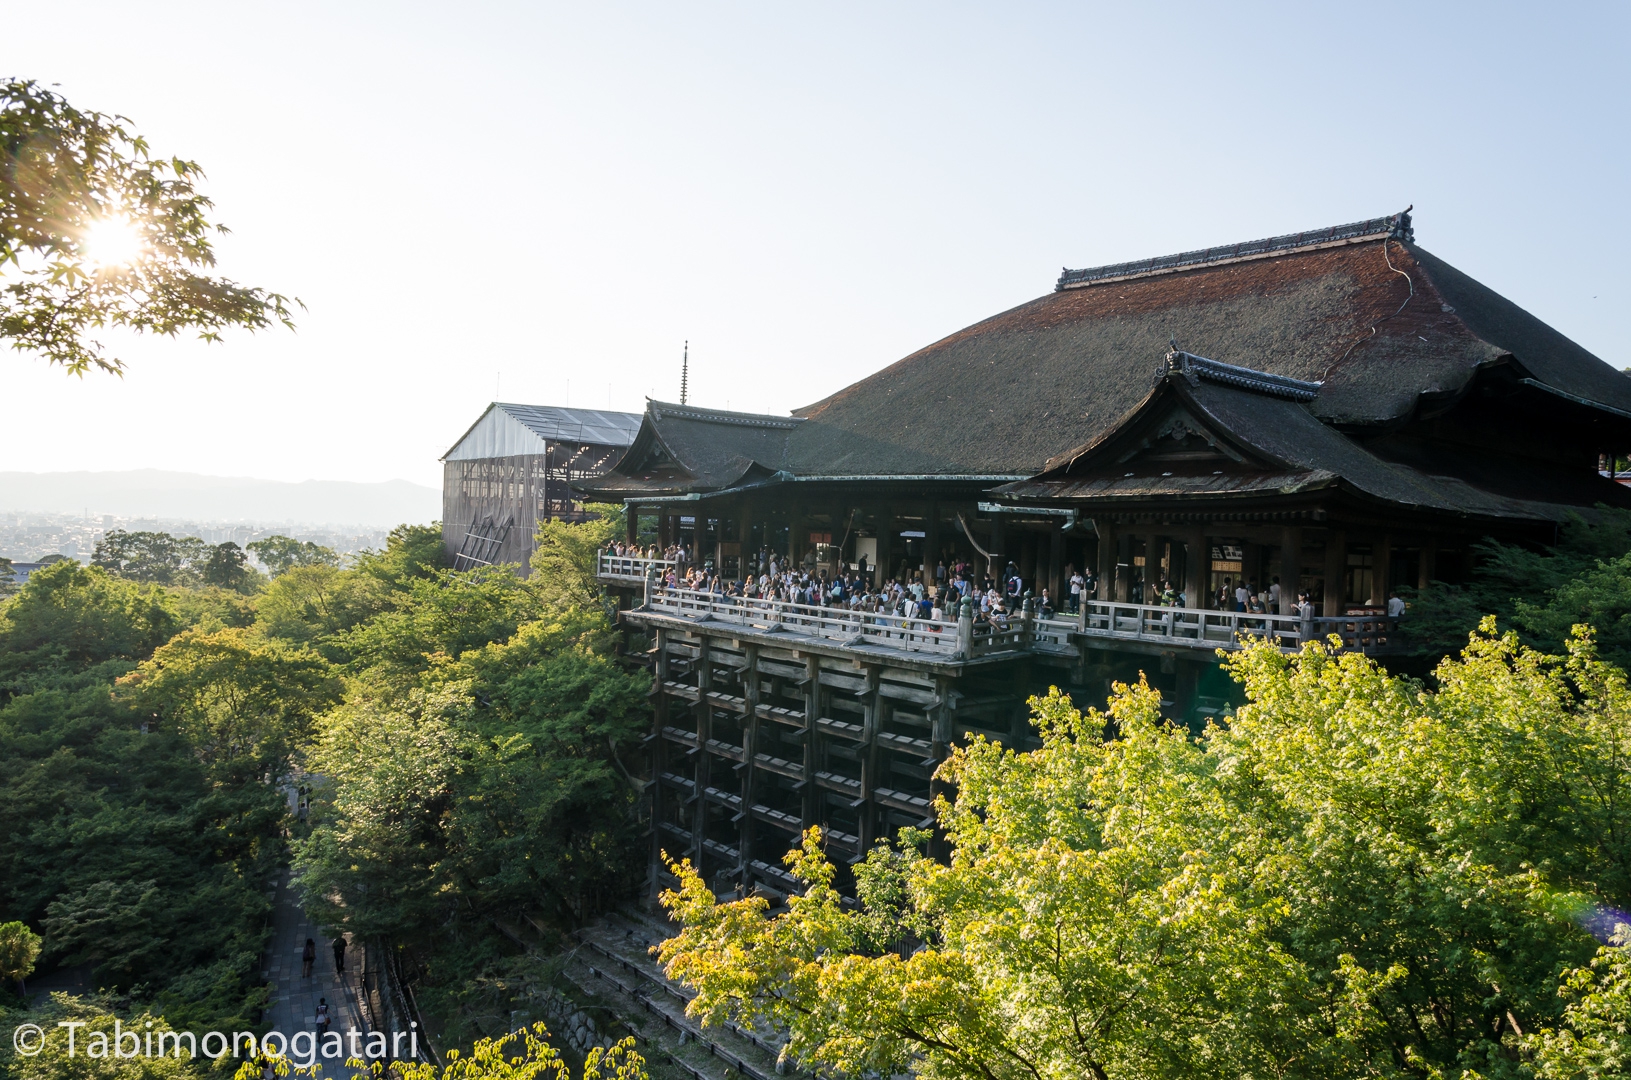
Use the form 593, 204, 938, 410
332, 936, 347, 976
301, 938, 316, 979
315, 997, 330, 1036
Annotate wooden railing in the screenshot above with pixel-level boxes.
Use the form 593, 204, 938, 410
632, 588, 1401, 661
597, 553, 677, 580
643, 588, 974, 658
1072, 600, 1398, 653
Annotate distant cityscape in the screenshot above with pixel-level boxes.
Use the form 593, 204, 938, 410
0, 510, 393, 566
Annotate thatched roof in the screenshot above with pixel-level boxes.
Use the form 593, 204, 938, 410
787, 220, 1631, 477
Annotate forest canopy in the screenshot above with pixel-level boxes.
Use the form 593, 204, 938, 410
0, 510, 652, 1066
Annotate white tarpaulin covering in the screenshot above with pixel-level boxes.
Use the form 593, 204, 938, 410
443, 403, 643, 461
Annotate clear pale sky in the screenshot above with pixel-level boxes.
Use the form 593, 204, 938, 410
3, 2, 1626, 488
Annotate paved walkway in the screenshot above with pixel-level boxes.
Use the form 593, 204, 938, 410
263, 870, 368, 1078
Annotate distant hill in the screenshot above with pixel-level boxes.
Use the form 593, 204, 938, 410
0, 470, 440, 528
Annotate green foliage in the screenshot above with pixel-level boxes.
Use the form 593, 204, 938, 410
531, 504, 624, 609
289, 516, 648, 1041
165, 584, 257, 632
0, 993, 205, 1079
199, 541, 262, 593
355, 523, 450, 587
335, 564, 542, 683
1, 78, 297, 376
293, 604, 649, 957
0, 564, 280, 1033
0, 920, 42, 992
660, 626, 1631, 1080
0, 560, 181, 682
245, 535, 339, 578
385, 1027, 646, 1080
92, 529, 256, 590
119, 627, 339, 783
224, 1024, 647, 1080
1404, 508, 1631, 668
253, 564, 359, 648
0, 555, 15, 598
1523, 941, 1631, 1079
0, 515, 642, 1048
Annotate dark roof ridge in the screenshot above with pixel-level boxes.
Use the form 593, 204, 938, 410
647, 399, 803, 430
1168, 349, 1322, 401
1058, 208, 1414, 291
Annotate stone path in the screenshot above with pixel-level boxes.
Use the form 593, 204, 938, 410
262, 870, 368, 1078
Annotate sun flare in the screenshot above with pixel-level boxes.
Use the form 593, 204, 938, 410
81, 216, 144, 268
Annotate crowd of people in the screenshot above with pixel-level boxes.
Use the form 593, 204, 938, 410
601, 542, 1406, 628
602, 541, 1096, 627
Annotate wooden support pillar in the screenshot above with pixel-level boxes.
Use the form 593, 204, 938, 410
738, 646, 760, 875
692, 636, 711, 867
1373, 533, 1392, 607
1279, 525, 1301, 615
923, 503, 941, 587
1420, 539, 1438, 589
1115, 533, 1132, 602
1142, 531, 1160, 603
626, 504, 638, 546
1048, 522, 1064, 605
930, 675, 954, 861
649, 628, 670, 900
858, 665, 883, 853
1185, 529, 1207, 608
1323, 529, 1347, 616
801, 655, 819, 828
1097, 522, 1118, 602
990, 517, 1007, 584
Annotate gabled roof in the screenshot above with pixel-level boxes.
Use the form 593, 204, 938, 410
442, 403, 642, 462
575, 401, 801, 497
788, 211, 1631, 477
996, 351, 1631, 522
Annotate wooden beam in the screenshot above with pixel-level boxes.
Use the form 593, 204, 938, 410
1323, 529, 1347, 616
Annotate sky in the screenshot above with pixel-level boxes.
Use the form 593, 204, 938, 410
2, 1, 1627, 488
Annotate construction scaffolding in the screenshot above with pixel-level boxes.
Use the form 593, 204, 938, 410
441, 403, 641, 573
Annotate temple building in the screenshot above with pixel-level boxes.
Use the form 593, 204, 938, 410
578, 210, 1631, 896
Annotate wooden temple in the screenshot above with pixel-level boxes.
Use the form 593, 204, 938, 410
578, 209, 1631, 896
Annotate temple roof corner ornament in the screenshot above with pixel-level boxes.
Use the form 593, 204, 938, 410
1162, 349, 1322, 402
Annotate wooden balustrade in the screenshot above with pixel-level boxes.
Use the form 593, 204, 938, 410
632, 587, 1401, 660
597, 553, 677, 580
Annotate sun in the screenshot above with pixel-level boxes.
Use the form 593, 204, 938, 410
81, 216, 145, 268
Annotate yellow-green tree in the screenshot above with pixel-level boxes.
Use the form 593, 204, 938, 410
0, 919, 42, 994
225, 1024, 646, 1080
659, 625, 1631, 1079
